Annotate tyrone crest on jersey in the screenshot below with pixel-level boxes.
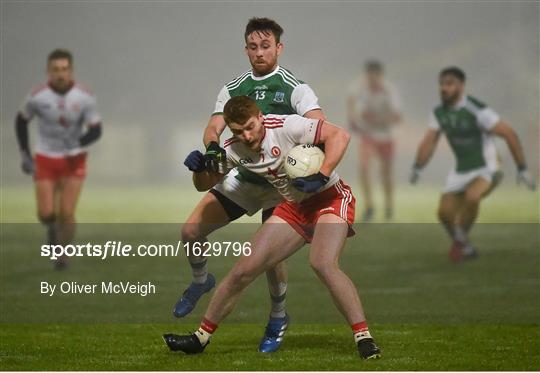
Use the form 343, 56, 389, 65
271, 146, 281, 158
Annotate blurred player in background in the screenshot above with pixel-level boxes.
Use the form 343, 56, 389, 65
348, 60, 402, 222
164, 96, 381, 360
15, 49, 102, 269
410, 67, 536, 262
176, 17, 325, 352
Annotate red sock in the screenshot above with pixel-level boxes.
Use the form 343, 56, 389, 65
351, 321, 368, 333
200, 317, 218, 334
352, 321, 372, 342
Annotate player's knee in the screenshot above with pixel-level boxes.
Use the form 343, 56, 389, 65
309, 257, 337, 282
437, 206, 447, 223
37, 211, 55, 224
437, 203, 452, 223
181, 223, 202, 243
229, 265, 257, 288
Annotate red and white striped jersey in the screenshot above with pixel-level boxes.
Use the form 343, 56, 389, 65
19, 82, 101, 157
223, 114, 339, 203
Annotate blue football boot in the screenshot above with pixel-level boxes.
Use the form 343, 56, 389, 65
258, 314, 289, 353
173, 274, 216, 318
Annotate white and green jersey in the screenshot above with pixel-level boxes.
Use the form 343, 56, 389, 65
213, 65, 320, 117
429, 95, 500, 173
213, 65, 321, 185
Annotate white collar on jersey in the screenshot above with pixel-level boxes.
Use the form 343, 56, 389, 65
450, 94, 467, 109
250, 65, 280, 81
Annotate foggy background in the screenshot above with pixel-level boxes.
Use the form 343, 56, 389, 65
1, 1, 539, 187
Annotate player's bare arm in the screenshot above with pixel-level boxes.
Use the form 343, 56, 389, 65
410, 128, 440, 184
15, 112, 33, 174
304, 108, 326, 121
489, 120, 536, 190
317, 122, 351, 177
413, 128, 440, 169
203, 114, 227, 147
489, 121, 526, 169
192, 170, 224, 192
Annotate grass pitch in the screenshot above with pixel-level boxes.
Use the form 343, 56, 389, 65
1, 184, 539, 370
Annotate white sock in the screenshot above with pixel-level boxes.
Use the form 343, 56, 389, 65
354, 329, 372, 343
269, 282, 287, 319
194, 327, 212, 346
189, 257, 208, 284
454, 226, 468, 244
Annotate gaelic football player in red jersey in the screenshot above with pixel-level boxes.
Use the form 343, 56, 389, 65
15, 49, 102, 269
164, 96, 381, 360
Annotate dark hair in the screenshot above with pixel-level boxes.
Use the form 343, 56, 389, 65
47, 49, 73, 65
224, 96, 260, 125
245, 17, 284, 43
365, 59, 384, 73
439, 66, 466, 82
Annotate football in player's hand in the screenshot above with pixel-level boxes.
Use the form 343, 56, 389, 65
284, 144, 325, 179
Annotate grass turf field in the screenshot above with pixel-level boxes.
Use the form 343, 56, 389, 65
1, 184, 539, 370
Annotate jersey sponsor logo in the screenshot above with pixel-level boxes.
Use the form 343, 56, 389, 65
273, 91, 285, 103
254, 84, 268, 90
239, 157, 254, 165
271, 146, 281, 157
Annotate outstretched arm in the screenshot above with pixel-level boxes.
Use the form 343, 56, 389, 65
409, 128, 440, 184
489, 121, 526, 169
413, 128, 440, 169
490, 120, 536, 190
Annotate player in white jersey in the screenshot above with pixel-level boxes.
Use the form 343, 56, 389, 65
15, 49, 102, 269
164, 96, 381, 360
175, 18, 325, 353
348, 60, 402, 221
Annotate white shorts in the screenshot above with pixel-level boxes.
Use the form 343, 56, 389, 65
212, 168, 283, 216
443, 167, 496, 193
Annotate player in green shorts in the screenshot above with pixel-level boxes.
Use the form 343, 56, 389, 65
410, 67, 536, 262
176, 18, 326, 352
